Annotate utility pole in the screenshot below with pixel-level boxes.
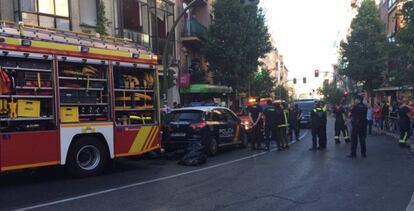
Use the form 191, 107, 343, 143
162, 0, 203, 106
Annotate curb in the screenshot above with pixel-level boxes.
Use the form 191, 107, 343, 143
383, 131, 414, 152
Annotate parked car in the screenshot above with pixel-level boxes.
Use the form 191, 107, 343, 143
162, 107, 248, 156
295, 99, 316, 128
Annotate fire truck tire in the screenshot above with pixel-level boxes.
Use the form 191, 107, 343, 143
206, 137, 218, 156
66, 137, 109, 177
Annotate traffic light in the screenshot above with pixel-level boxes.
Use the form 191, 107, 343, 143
293, 78, 297, 84
315, 69, 319, 77
167, 68, 176, 88
303, 77, 306, 84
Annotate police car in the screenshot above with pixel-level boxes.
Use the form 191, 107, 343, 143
162, 107, 248, 156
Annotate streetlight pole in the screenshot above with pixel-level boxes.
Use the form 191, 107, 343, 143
162, 0, 203, 106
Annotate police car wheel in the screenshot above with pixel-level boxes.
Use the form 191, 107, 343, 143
206, 138, 218, 156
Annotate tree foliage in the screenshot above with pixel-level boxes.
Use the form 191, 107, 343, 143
318, 80, 344, 104
274, 85, 288, 101
250, 68, 275, 98
339, 0, 388, 92
388, 1, 414, 86
205, 0, 272, 92
96, 0, 109, 36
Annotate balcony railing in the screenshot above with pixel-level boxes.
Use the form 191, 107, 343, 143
123, 29, 150, 48
182, 18, 207, 41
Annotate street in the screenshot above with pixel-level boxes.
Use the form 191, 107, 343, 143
1, 120, 414, 211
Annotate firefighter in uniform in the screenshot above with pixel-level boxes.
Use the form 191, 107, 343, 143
348, 95, 368, 158
310, 101, 327, 151
334, 102, 351, 144
263, 100, 278, 151
398, 98, 411, 147
277, 102, 289, 150
248, 98, 263, 150
288, 103, 301, 142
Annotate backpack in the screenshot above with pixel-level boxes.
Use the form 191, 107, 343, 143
0, 68, 12, 94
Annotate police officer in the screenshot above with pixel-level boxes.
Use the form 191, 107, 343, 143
398, 98, 411, 147
288, 103, 301, 142
248, 98, 263, 150
277, 102, 290, 150
310, 101, 327, 151
263, 100, 278, 151
334, 102, 351, 144
348, 95, 368, 158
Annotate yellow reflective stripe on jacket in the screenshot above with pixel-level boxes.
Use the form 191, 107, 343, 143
278, 109, 289, 127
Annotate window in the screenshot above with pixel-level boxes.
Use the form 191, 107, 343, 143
80, 0, 97, 26
388, 0, 396, 8
17, 0, 70, 30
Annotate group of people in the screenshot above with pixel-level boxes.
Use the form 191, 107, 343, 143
367, 98, 413, 147
247, 99, 303, 151
309, 95, 368, 157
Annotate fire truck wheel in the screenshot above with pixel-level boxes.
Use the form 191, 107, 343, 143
239, 131, 248, 148
66, 137, 109, 177
206, 137, 218, 156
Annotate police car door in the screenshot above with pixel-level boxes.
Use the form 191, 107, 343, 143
223, 109, 241, 144
211, 109, 230, 144
218, 109, 236, 144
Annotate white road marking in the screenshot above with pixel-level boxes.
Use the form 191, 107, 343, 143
14, 130, 309, 211
406, 192, 414, 211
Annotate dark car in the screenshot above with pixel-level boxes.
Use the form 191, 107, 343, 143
295, 100, 315, 128
162, 107, 248, 156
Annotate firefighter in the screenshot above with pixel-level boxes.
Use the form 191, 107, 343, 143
248, 98, 263, 150
263, 100, 278, 151
277, 102, 290, 150
347, 95, 368, 158
398, 98, 411, 147
334, 102, 351, 144
288, 103, 301, 142
309, 101, 327, 151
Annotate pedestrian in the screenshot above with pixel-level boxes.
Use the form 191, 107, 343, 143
333, 102, 351, 144
248, 98, 263, 150
276, 102, 289, 150
263, 100, 278, 151
347, 95, 368, 158
367, 103, 374, 135
398, 98, 411, 147
288, 103, 300, 142
373, 102, 382, 134
309, 101, 327, 151
382, 101, 389, 131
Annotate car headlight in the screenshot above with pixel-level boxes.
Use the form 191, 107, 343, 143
242, 121, 252, 130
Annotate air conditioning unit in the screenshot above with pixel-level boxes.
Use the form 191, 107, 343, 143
240, 0, 259, 6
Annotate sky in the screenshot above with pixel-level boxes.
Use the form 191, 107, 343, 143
259, 0, 354, 95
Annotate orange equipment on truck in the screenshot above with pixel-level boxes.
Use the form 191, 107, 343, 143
0, 23, 161, 177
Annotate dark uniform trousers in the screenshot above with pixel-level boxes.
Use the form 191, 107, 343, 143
399, 120, 410, 145
251, 123, 263, 149
351, 124, 367, 155
289, 122, 300, 141
265, 124, 278, 149
335, 120, 350, 142
312, 126, 325, 148
277, 126, 288, 148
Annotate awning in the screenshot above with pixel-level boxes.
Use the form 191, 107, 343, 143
180, 84, 233, 94
373, 86, 413, 92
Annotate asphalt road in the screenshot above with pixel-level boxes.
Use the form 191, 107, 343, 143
1, 119, 414, 211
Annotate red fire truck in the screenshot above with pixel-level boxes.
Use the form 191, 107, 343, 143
0, 24, 161, 177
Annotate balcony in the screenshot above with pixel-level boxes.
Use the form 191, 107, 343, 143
182, 18, 207, 48
122, 29, 150, 48
183, 0, 208, 6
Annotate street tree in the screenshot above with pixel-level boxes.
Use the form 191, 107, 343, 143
388, 1, 414, 86
205, 0, 272, 92
274, 85, 289, 101
318, 80, 344, 104
251, 68, 276, 98
339, 0, 388, 93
